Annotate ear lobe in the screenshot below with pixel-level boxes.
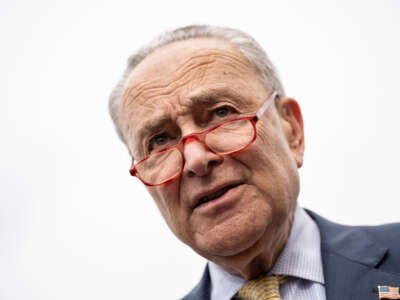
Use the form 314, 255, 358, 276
278, 98, 305, 168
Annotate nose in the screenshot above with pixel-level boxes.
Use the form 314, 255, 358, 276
183, 137, 223, 178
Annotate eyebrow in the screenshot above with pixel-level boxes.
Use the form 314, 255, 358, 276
136, 113, 172, 142
186, 87, 250, 109
134, 87, 250, 148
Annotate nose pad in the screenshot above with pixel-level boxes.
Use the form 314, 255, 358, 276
182, 137, 223, 177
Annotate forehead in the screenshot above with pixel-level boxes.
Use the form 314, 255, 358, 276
120, 38, 266, 153
130, 38, 243, 82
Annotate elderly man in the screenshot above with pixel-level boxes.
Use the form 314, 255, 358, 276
109, 25, 400, 300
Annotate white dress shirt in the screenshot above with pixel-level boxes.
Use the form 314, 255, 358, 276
208, 204, 327, 300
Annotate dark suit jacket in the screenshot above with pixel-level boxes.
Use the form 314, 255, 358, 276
182, 210, 400, 300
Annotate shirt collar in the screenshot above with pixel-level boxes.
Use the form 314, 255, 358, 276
208, 205, 325, 300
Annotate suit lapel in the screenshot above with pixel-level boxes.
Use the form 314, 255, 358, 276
320, 245, 399, 300
307, 210, 400, 300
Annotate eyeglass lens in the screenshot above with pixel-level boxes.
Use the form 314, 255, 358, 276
136, 118, 255, 185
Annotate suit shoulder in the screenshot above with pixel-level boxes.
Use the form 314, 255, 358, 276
360, 223, 400, 251
308, 209, 400, 247
307, 209, 400, 273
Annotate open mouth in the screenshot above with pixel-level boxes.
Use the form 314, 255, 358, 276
197, 183, 242, 207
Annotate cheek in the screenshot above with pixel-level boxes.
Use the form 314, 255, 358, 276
254, 121, 297, 172
235, 126, 299, 210
236, 130, 283, 178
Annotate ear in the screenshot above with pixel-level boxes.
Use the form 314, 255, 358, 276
277, 98, 305, 168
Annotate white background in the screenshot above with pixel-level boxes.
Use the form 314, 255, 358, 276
1, 1, 399, 299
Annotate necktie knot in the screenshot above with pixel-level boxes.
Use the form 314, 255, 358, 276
236, 275, 288, 300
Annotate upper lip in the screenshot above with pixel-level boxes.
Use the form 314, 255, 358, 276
190, 181, 244, 209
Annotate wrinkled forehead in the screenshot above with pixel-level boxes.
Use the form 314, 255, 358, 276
119, 38, 267, 155
128, 38, 244, 82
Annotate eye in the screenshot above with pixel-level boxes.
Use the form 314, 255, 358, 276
149, 133, 169, 152
154, 134, 168, 145
214, 106, 232, 118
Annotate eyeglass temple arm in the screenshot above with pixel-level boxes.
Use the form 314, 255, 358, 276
255, 91, 278, 121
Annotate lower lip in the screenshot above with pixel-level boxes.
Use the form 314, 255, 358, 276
194, 184, 245, 214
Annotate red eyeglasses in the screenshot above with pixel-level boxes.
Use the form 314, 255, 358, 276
130, 91, 278, 186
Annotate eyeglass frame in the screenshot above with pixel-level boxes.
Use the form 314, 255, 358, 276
129, 91, 279, 186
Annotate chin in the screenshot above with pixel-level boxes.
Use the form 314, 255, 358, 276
193, 211, 270, 258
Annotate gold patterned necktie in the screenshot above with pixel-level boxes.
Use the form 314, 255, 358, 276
236, 275, 288, 300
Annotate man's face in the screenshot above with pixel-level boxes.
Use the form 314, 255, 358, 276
120, 38, 304, 264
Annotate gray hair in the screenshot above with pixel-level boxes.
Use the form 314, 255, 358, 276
109, 24, 285, 150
